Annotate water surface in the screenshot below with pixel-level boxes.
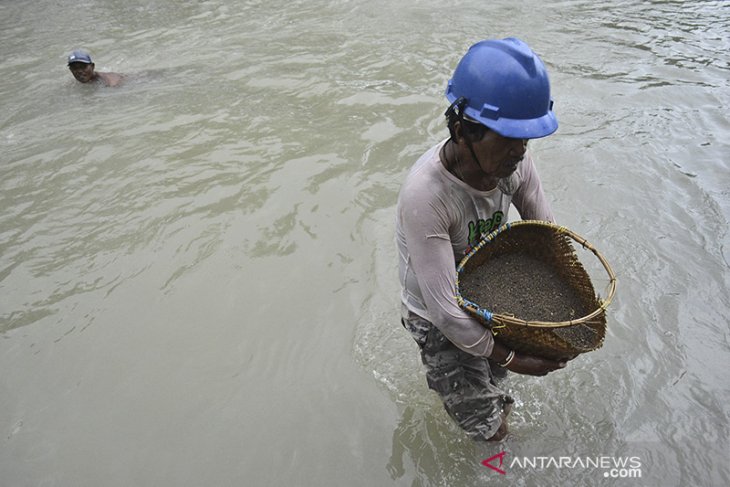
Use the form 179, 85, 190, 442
1, 1, 728, 486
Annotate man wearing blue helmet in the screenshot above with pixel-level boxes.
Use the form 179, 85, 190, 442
67, 50, 123, 87
396, 38, 567, 441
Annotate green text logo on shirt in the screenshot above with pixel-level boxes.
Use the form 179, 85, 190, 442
467, 211, 504, 247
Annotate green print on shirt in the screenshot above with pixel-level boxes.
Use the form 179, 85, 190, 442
467, 211, 504, 247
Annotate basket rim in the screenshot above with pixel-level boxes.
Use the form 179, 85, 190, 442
455, 220, 617, 329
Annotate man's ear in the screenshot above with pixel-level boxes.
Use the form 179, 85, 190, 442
452, 119, 464, 142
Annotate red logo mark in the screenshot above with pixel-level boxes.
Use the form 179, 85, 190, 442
481, 451, 507, 475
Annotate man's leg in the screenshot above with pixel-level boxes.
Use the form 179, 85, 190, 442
403, 315, 513, 441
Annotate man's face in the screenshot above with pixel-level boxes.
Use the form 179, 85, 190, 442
69, 62, 95, 83
469, 129, 528, 179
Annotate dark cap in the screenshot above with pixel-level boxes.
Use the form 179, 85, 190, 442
67, 50, 92, 65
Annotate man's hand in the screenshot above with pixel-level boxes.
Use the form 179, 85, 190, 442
506, 353, 566, 376
489, 342, 568, 376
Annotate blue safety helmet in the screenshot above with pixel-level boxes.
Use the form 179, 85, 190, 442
445, 38, 558, 139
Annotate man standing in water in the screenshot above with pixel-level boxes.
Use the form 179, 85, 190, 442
396, 38, 567, 441
67, 50, 123, 87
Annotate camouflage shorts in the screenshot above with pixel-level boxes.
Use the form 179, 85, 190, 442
402, 314, 513, 441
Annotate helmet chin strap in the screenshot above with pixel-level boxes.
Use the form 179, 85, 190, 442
446, 97, 502, 182
461, 120, 501, 181
455, 135, 501, 184
447, 98, 484, 173
463, 137, 486, 175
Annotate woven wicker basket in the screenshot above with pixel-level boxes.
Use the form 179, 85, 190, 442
455, 220, 616, 361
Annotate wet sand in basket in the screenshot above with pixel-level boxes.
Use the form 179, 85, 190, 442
459, 252, 598, 349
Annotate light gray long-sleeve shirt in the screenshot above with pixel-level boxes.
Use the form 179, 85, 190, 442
396, 139, 554, 357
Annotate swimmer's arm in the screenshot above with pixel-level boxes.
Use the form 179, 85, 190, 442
98, 72, 124, 87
